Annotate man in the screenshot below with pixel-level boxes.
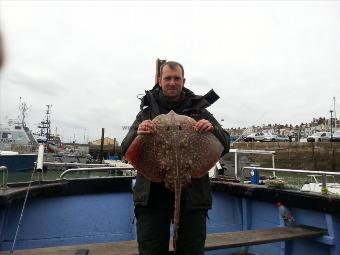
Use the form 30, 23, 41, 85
121, 61, 229, 255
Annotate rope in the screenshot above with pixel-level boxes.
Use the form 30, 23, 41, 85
9, 168, 37, 254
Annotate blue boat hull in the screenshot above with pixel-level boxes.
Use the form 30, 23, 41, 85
0, 178, 339, 255
0, 154, 37, 171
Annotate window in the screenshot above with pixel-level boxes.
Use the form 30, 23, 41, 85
2, 132, 13, 139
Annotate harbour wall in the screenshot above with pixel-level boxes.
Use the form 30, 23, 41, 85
230, 142, 340, 172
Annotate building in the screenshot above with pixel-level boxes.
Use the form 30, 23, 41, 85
89, 137, 120, 160
91, 137, 118, 146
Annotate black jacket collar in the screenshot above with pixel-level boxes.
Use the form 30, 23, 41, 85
139, 84, 220, 112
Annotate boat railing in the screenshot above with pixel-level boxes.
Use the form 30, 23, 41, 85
229, 148, 276, 177
59, 166, 135, 180
0, 166, 8, 190
241, 166, 340, 191
44, 162, 110, 168
306, 174, 336, 184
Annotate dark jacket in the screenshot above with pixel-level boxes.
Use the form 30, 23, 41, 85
121, 85, 230, 210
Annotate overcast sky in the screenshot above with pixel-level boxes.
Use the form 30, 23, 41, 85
0, 1, 339, 143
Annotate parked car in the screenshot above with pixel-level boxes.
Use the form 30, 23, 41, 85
307, 132, 332, 142
320, 130, 340, 142
330, 130, 340, 142
244, 132, 278, 142
275, 134, 290, 142
262, 133, 277, 142
244, 132, 265, 142
318, 131, 340, 142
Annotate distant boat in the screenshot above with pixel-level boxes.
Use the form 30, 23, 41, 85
32, 105, 95, 167
0, 123, 37, 152
33, 104, 62, 147
0, 151, 37, 172
0, 122, 38, 171
0, 100, 38, 171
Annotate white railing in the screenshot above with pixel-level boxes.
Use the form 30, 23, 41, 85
230, 149, 276, 177
59, 166, 135, 179
241, 166, 340, 190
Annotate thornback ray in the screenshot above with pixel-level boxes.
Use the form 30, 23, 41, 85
125, 110, 224, 252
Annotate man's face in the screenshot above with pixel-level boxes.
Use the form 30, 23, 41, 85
159, 65, 185, 101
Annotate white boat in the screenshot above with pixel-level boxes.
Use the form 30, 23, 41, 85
301, 174, 340, 195
0, 100, 38, 171
0, 124, 38, 171
0, 124, 37, 153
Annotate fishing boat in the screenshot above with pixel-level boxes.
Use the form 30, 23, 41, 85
0, 101, 38, 171
34, 105, 96, 168
0, 148, 339, 255
0, 150, 37, 172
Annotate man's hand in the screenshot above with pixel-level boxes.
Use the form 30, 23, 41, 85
195, 119, 214, 133
137, 120, 156, 135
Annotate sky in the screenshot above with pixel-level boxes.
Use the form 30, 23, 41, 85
0, 1, 339, 144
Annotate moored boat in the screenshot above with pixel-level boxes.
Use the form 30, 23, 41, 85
301, 174, 340, 195
0, 100, 38, 172
0, 125, 37, 172
0, 151, 37, 172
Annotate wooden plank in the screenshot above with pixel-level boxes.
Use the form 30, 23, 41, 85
74, 249, 89, 255
0, 226, 325, 255
204, 225, 326, 250
0, 240, 139, 255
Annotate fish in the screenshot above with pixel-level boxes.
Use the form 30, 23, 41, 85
125, 110, 224, 252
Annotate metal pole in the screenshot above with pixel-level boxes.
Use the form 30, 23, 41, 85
234, 151, 238, 178
333, 96, 337, 128
322, 174, 327, 191
100, 128, 105, 162
272, 154, 276, 178
330, 110, 333, 141
113, 138, 116, 157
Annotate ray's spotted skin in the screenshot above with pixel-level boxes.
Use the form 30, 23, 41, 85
125, 110, 224, 251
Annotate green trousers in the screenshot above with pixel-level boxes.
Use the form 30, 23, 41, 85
134, 184, 207, 255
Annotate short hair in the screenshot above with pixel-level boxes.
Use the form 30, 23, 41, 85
160, 61, 185, 78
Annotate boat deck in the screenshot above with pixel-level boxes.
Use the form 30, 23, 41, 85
0, 226, 325, 255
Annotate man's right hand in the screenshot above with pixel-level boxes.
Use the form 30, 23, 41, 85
137, 120, 156, 135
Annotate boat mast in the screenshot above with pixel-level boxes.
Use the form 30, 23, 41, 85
18, 97, 30, 128
37, 105, 52, 142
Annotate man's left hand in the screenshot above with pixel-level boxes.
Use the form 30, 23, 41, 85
195, 119, 214, 133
